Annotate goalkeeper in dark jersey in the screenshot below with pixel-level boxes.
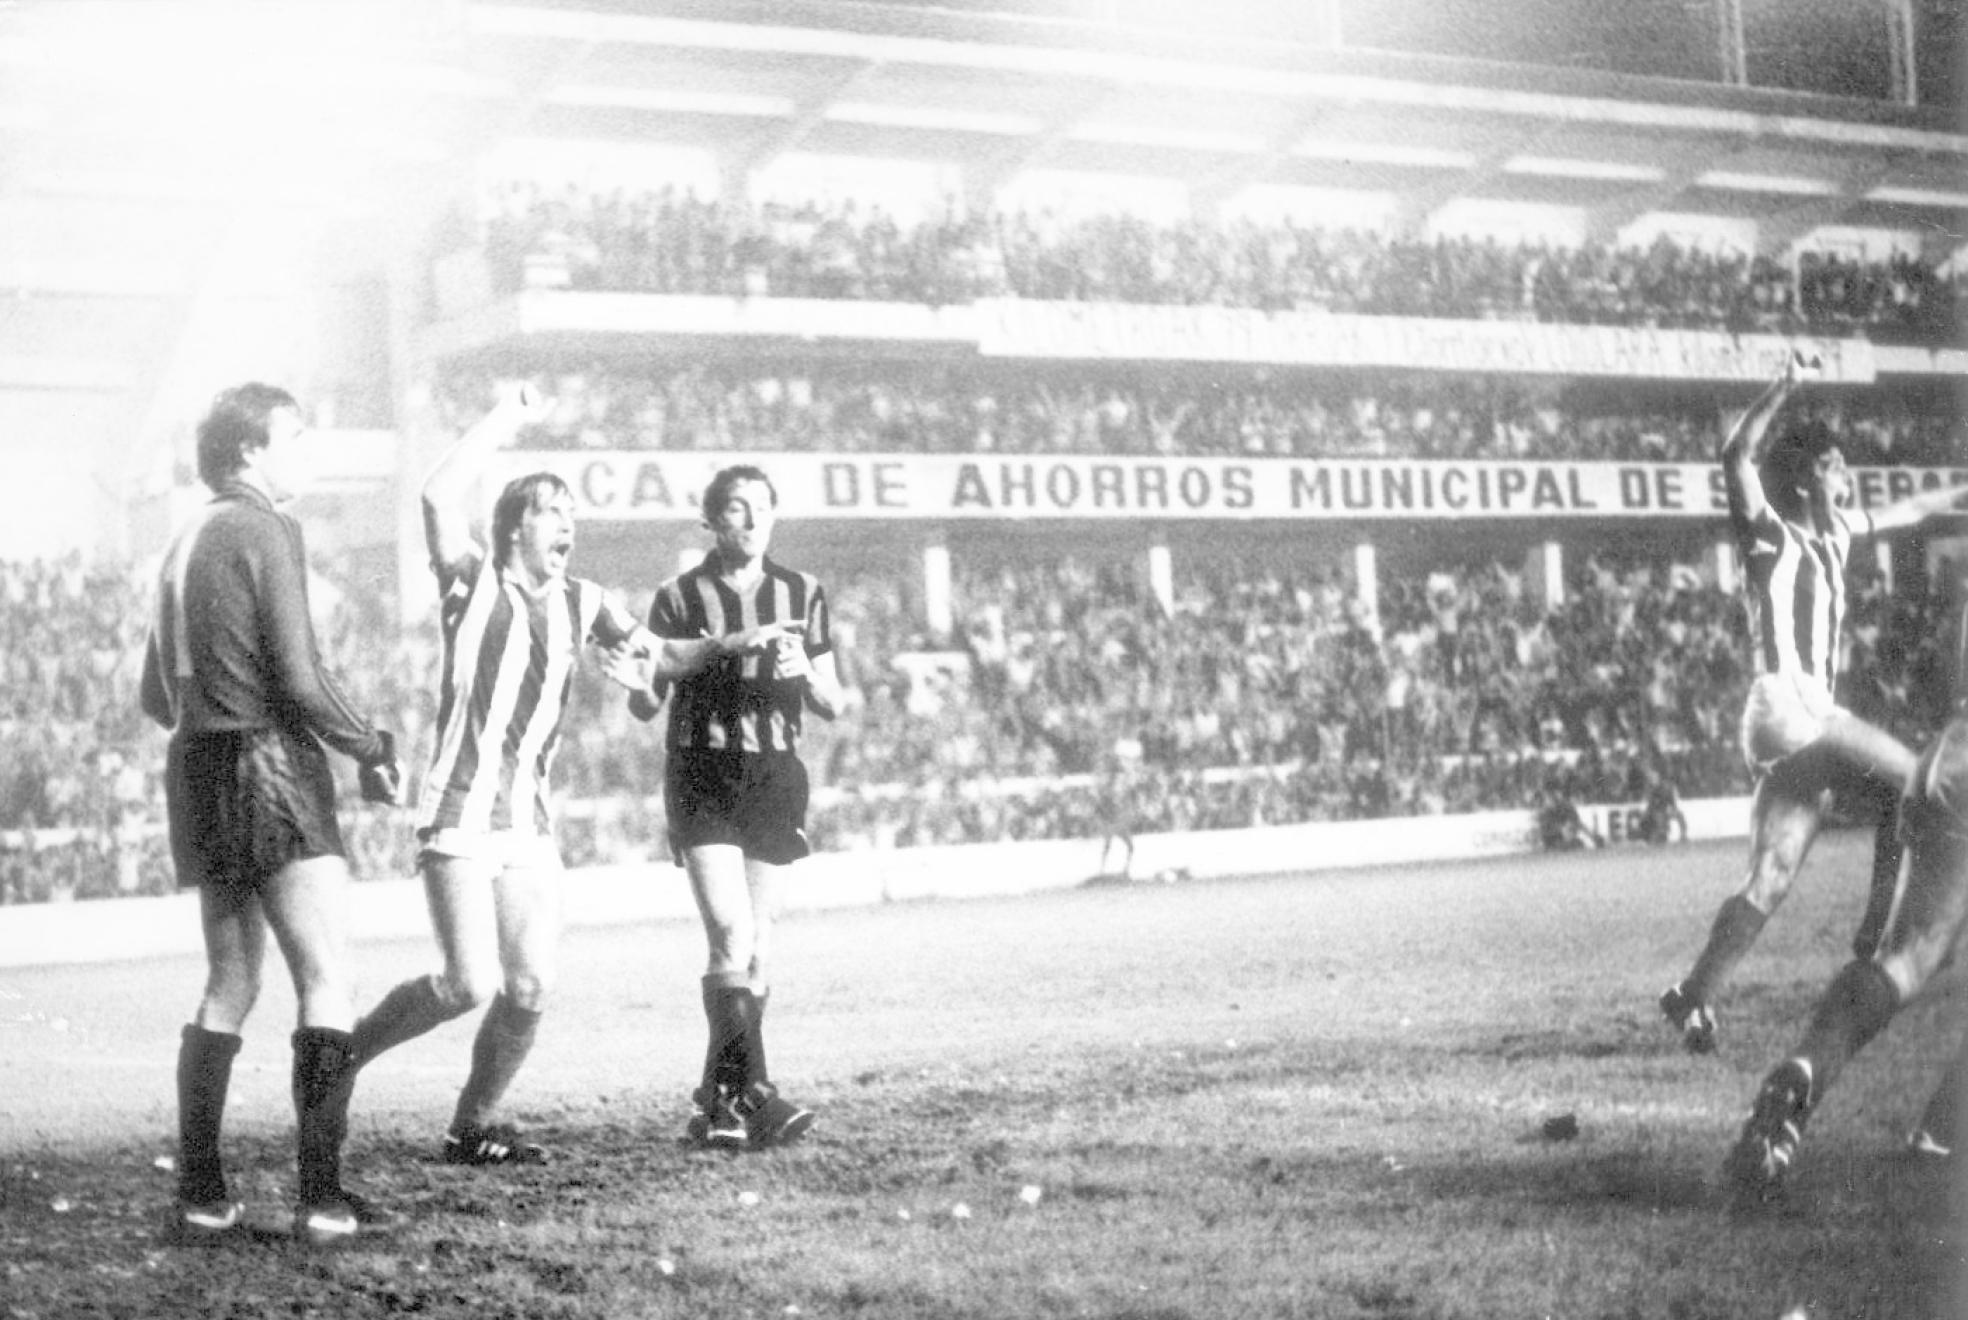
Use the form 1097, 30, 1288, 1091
141, 383, 404, 1247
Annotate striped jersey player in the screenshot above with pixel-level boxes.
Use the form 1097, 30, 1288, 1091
1660, 351, 1968, 1054
1726, 564, 1968, 1195
628, 464, 845, 1152
347, 385, 655, 1168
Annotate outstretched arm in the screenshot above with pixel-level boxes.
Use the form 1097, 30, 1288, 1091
421, 384, 550, 570
1856, 480, 1968, 537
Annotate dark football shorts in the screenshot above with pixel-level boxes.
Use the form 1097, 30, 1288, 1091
166, 727, 346, 892
665, 749, 811, 866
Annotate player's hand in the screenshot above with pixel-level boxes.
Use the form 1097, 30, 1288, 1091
498, 382, 553, 427
720, 620, 804, 655
597, 637, 654, 693
359, 731, 404, 806
771, 634, 813, 684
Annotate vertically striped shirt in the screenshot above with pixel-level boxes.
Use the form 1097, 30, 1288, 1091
1734, 502, 1873, 697
648, 554, 832, 756
417, 552, 630, 836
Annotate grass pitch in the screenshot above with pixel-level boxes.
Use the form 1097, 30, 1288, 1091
2, 832, 1962, 1318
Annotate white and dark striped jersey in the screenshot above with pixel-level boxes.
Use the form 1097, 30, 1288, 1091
647, 554, 832, 756
416, 552, 630, 836
1733, 501, 1874, 697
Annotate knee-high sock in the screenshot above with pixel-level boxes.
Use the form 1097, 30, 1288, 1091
1850, 817, 1905, 961
1683, 894, 1768, 1005
745, 986, 771, 1091
451, 993, 542, 1133
701, 976, 755, 1094
176, 1024, 242, 1204
351, 974, 465, 1067
290, 1027, 359, 1205
1793, 960, 1902, 1107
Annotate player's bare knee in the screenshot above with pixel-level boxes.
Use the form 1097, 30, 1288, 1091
1741, 856, 1800, 912
434, 964, 498, 1014
703, 926, 754, 971
1875, 949, 1930, 1004
503, 972, 552, 1012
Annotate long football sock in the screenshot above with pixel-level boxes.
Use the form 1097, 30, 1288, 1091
176, 1024, 242, 1205
350, 974, 465, 1067
1793, 960, 1902, 1104
701, 975, 752, 1094
451, 993, 542, 1133
1850, 817, 1905, 961
291, 1027, 359, 1206
744, 986, 771, 1090
1682, 895, 1768, 1005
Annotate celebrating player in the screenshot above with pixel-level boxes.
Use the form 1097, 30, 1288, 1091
628, 464, 844, 1150
1726, 588, 1967, 1196
348, 385, 655, 1165
142, 383, 405, 1247
1659, 350, 1968, 1053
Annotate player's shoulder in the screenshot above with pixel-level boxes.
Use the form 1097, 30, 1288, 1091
764, 557, 825, 594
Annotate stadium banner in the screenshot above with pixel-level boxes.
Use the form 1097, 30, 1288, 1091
506, 451, 1967, 522
973, 299, 1877, 383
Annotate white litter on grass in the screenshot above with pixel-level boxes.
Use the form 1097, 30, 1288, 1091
737, 1191, 761, 1208
895, 1208, 911, 1222
1018, 1184, 1043, 1206
656, 1258, 677, 1277
50, 1198, 72, 1213
153, 1156, 174, 1173
949, 1203, 972, 1220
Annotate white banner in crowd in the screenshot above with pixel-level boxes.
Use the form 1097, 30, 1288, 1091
510, 452, 1967, 522
974, 299, 1877, 382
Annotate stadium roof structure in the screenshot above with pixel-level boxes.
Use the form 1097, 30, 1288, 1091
454, 0, 1968, 247
0, 0, 1964, 557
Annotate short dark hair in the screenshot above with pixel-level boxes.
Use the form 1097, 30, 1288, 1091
701, 464, 777, 524
195, 383, 298, 488
1759, 418, 1840, 519
490, 471, 572, 564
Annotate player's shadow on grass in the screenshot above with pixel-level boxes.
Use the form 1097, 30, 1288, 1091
1410, 1148, 1717, 1214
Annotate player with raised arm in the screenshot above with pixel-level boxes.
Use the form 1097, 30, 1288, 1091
347, 385, 655, 1166
1659, 351, 1968, 1053
628, 465, 844, 1150
1726, 580, 1968, 1196
143, 383, 405, 1247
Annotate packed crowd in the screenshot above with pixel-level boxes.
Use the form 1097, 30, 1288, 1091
476, 182, 1965, 345
441, 362, 1965, 467
8, 543, 1958, 904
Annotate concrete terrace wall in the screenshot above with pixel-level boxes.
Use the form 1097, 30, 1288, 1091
0, 798, 1752, 969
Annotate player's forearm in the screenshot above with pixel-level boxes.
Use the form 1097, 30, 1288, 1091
648, 635, 737, 683
802, 670, 843, 720
421, 391, 535, 518
1721, 372, 1795, 468
138, 640, 172, 729
1868, 481, 1968, 535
